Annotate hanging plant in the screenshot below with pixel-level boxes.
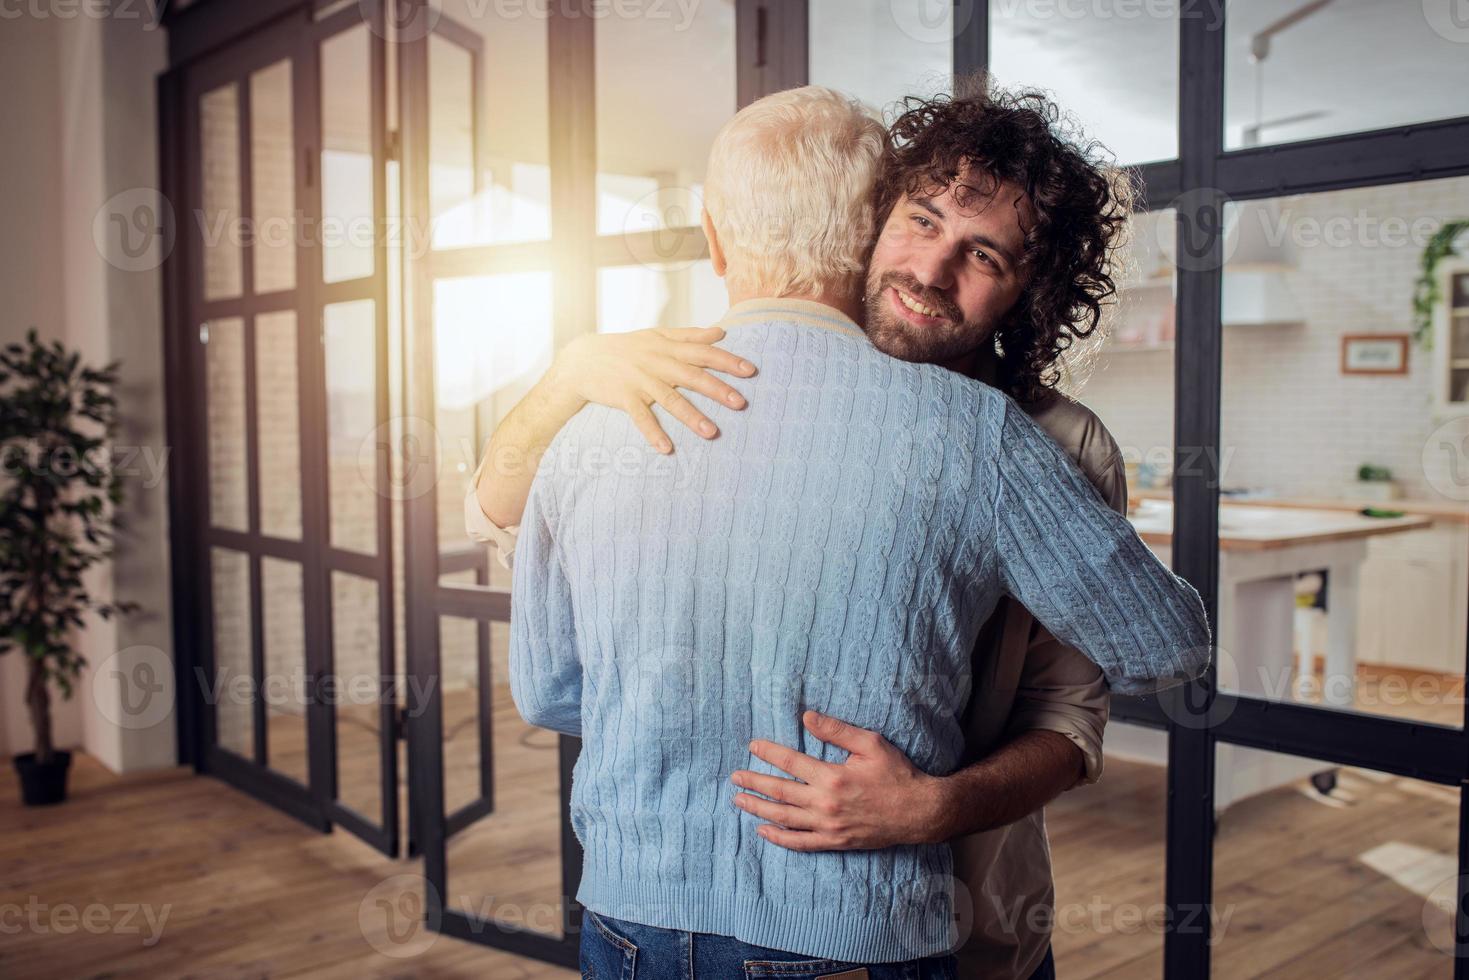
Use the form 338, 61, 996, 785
1412, 220, 1469, 350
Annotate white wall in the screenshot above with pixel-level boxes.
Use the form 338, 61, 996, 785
0, 9, 172, 772
1083, 177, 1469, 505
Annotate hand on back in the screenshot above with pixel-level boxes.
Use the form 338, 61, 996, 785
546, 326, 758, 453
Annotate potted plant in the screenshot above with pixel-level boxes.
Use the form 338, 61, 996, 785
1355, 463, 1401, 503
0, 329, 136, 805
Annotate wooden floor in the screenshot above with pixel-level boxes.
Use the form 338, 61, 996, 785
3, 665, 1461, 979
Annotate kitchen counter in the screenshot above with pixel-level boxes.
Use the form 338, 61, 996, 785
1127, 499, 1434, 549
1132, 487, 1469, 525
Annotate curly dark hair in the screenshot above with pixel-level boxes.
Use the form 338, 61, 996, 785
873, 75, 1136, 404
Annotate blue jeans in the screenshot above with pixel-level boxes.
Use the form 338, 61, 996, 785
1027, 945, 1056, 980
579, 910, 959, 980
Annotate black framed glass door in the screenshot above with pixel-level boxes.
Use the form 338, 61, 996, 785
173, 0, 398, 857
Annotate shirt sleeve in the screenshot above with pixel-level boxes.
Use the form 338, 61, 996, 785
507, 458, 581, 736
464, 451, 520, 569
992, 401, 1211, 695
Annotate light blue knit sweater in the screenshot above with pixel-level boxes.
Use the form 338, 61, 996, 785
509, 299, 1210, 962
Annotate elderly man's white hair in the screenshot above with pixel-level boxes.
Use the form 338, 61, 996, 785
703, 86, 884, 301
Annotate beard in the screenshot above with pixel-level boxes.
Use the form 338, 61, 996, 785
861, 269, 996, 366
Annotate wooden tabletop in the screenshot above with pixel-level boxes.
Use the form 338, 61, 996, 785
1132, 488, 1469, 525
1128, 499, 1434, 551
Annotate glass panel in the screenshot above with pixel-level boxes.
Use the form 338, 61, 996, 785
1041, 210, 1178, 975
332, 571, 383, 820
1225, 4, 1469, 150
439, 593, 486, 815
595, 0, 732, 236
200, 83, 243, 301
1076, 208, 1177, 494
597, 260, 727, 335
249, 60, 296, 293
990, 0, 1179, 165
324, 299, 379, 554
808, 0, 952, 119
1050, 727, 1167, 977
255, 311, 302, 539
205, 316, 248, 531
261, 556, 308, 787
433, 272, 553, 577
210, 548, 253, 758
1213, 747, 1457, 976
1215, 180, 1469, 727
445, 614, 563, 939
321, 24, 375, 283
430, 1, 551, 248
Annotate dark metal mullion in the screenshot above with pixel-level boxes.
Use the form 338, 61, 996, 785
237, 69, 272, 770
952, 0, 988, 77
366, 0, 402, 855
398, 0, 449, 936
293, 28, 338, 825
547, 2, 597, 947
160, 65, 203, 770
1215, 115, 1469, 200
436, 584, 511, 622
1162, 5, 1227, 977
198, 292, 300, 321
476, 602, 495, 813
1211, 697, 1463, 786
735, 0, 808, 108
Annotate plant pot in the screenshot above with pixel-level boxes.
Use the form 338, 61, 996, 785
13, 750, 72, 806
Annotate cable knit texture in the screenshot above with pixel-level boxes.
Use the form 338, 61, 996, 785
509, 299, 1210, 963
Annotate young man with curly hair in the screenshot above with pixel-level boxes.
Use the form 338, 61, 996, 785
469, 80, 1205, 979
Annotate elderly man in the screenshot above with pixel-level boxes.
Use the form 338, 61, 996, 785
473, 85, 1209, 978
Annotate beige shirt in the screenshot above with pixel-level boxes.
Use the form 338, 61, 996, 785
466, 388, 1123, 980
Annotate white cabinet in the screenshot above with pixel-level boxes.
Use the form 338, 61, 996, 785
1356, 521, 1468, 674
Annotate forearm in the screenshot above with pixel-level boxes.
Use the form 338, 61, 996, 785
929, 729, 1085, 841
475, 373, 585, 529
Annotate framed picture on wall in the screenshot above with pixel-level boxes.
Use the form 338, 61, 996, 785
1341, 333, 1410, 375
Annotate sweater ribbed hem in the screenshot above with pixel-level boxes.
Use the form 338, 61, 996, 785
576, 871, 957, 964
